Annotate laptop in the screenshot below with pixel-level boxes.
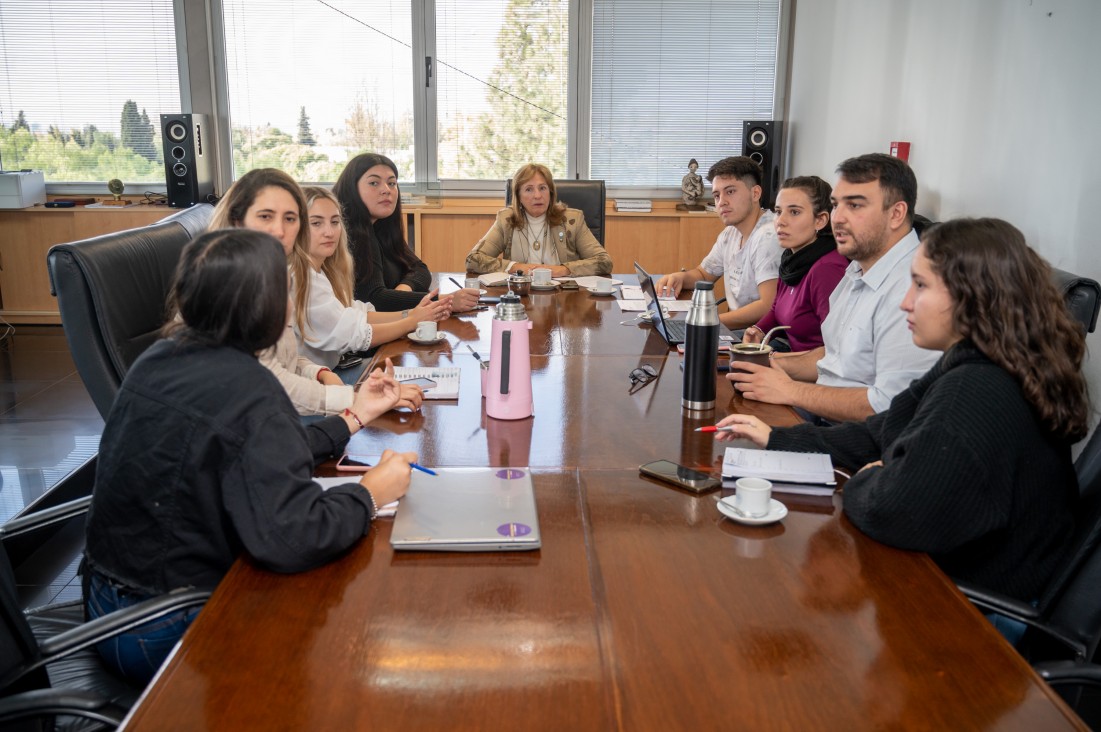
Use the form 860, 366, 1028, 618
390, 467, 542, 552
634, 261, 688, 344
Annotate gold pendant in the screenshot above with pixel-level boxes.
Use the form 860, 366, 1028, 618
533, 241, 541, 251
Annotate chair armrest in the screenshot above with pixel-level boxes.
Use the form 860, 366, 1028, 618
0, 688, 127, 727
957, 580, 1088, 660
0, 496, 93, 540
1036, 659, 1101, 688
36, 588, 210, 661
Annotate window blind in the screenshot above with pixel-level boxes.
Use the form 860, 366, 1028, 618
0, 0, 180, 184
591, 0, 780, 188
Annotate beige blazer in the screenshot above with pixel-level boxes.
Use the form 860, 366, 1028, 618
465, 207, 613, 276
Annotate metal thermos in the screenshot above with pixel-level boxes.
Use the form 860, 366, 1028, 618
485, 292, 534, 420
681, 281, 719, 410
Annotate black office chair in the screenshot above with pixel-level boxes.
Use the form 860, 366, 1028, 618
505, 178, 607, 245
46, 204, 214, 420
0, 529, 209, 731
959, 427, 1101, 722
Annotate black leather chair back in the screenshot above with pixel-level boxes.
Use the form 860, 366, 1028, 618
47, 204, 214, 420
505, 178, 607, 245
1052, 268, 1101, 334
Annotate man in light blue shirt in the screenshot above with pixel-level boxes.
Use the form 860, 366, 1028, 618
729, 154, 938, 422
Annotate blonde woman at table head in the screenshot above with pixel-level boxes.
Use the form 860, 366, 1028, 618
83, 227, 416, 684
465, 162, 613, 278
288, 186, 444, 385
715, 218, 1087, 620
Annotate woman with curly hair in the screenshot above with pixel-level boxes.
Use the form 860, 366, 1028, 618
715, 218, 1088, 613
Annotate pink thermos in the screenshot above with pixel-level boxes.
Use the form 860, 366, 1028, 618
485, 292, 534, 420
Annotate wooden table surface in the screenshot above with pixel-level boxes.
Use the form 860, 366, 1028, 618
121, 276, 1086, 731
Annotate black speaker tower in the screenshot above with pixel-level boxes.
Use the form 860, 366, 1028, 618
741, 120, 784, 210
161, 113, 214, 208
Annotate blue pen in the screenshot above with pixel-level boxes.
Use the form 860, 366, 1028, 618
410, 462, 437, 476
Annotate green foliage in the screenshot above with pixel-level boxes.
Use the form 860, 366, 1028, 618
0, 124, 163, 182
448, 0, 568, 179
120, 100, 157, 162
10, 110, 29, 133
297, 107, 316, 146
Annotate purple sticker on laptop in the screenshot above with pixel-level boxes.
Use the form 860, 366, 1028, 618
497, 523, 532, 537
495, 469, 526, 480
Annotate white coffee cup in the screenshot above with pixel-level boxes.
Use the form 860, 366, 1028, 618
733, 477, 772, 518
414, 321, 437, 341
465, 277, 480, 290
592, 278, 614, 293
533, 268, 553, 286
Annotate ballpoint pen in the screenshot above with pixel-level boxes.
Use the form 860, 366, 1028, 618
410, 462, 438, 476
694, 426, 737, 433
448, 276, 465, 290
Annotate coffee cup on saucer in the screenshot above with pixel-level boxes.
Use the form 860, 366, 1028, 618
592, 279, 614, 294
532, 268, 553, 287
414, 321, 438, 341
464, 276, 481, 290
733, 477, 772, 518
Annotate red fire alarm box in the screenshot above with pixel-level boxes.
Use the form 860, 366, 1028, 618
890, 141, 911, 161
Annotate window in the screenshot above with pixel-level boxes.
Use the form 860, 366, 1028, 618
0, 0, 180, 184
435, 0, 569, 181
591, 0, 780, 187
221, 0, 415, 182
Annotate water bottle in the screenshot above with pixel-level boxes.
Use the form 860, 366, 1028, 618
682, 281, 719, 410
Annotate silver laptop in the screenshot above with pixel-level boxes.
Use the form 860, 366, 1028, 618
390, 467, 541, 552
634, 261, 687, 344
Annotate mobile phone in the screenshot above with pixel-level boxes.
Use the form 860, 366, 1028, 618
639, 460, 721, 494
399, 377, 437, 389
479, 296, 501, 304
336, 454, 383, 472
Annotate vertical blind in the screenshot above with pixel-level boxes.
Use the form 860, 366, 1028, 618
0, 0, 180, 184
591, 0, 780, 188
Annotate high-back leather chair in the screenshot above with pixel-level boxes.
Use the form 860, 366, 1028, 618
47, 204, 214, 420
505, 178, 607, 245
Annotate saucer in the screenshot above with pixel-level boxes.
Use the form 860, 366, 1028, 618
407, 333, 447, 345
531, 280, 560, 291
587, 287, 617, 296
717, 497, 787, 525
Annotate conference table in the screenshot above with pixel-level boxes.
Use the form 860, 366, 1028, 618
121, 275, 1086, 730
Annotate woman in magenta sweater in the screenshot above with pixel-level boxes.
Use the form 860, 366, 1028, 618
743, 176, 848, 352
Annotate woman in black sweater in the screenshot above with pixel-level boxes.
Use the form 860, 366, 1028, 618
83, 229, 416, 684
717, 218, 1089, 611
333, 153, 479, 313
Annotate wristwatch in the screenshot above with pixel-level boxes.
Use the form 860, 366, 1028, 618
402, 309, 410, 319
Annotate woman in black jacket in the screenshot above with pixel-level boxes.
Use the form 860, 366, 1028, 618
83, 228, 416, 684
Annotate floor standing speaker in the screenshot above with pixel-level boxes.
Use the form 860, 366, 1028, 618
161, 113, 214, 208
741, 120, 784, 210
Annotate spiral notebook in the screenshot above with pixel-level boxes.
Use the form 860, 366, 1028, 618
390, 366, 461, 399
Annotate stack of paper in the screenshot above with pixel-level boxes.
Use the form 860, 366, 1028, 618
722, 447, 837, 496
615, 199, 652, 212
478, 272, 510, 287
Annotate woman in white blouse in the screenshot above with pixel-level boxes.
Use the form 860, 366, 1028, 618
292, 187, 449, 368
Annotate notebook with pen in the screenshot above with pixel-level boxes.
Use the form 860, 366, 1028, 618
390, 467, 541, 552
390, 366, 461, 399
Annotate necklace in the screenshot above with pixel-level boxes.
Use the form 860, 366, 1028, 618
518, 221, 548, 257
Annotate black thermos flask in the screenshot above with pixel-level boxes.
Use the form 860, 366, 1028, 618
681, 281, 719, 410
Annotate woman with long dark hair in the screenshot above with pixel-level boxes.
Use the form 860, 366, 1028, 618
743, 176, 848, 351
717, 218, 1088, 614
83, 228, 415, 684
333, 153, 479, 312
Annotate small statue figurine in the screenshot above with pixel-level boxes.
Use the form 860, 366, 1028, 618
680, 158, 704, 210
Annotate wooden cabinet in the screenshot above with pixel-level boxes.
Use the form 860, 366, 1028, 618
0, 205, 172, 324
0, 200, 727, 324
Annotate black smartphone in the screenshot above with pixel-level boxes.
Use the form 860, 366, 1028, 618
639, 460, 721, 494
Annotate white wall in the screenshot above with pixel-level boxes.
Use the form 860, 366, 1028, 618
787, 0, 1101, 415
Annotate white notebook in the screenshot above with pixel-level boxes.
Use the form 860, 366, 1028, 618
722, 447, 836, 486
392, 366, 461, 399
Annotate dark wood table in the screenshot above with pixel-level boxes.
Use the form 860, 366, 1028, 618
121, 277, 1086, 730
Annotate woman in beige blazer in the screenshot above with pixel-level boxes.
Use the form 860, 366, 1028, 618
466, 163, 613, 277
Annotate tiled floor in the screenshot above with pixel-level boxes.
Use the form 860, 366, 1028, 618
0, 324, 103, 608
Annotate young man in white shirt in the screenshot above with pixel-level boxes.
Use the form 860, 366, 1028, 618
656, 157, 780, 330
729, 153, 939, 423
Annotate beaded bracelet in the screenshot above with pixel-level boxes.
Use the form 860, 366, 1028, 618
316, 368, 333, 383
343, 408, 365, 430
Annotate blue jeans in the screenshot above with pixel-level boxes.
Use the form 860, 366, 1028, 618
986, 611, 1029, 646
85, 571, 203, 685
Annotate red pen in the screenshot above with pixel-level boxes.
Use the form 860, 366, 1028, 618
694, 426, 737, 433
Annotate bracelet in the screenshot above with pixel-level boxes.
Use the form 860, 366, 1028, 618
316, 368, 333, 383
343, 408, 365, 430
363, 488, 378, 520
401, 309, 410, 319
